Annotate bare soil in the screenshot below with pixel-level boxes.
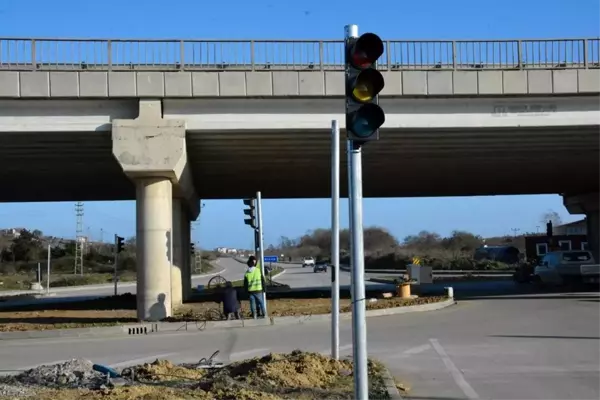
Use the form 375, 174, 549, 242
7, 351, 390, 400
0, 296, 447, 332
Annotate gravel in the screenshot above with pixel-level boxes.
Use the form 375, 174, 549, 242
0, 359, 108, 391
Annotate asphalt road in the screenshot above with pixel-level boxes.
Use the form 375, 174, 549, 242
1, 288, 598, 399
0, 258, 248, 307
271, 262, 389, 289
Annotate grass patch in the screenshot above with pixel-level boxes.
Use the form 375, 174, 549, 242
0, 291, 447, 332
14, 351, 392, 400
0, 272, 137, 291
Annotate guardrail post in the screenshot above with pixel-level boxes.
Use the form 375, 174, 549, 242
386, 41, 391, 70
452, 41, 457, 69
250, 40, 255, 71
517, 40, 523, 69
319, 41, 324, 70
180, 40, 185, 70
583, 39, 588, 69
107, 40, 112, 71
31, 39, 36, 70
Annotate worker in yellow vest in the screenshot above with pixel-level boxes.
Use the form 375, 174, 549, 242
244, 256, 266, 319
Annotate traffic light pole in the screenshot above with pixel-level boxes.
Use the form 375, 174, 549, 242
331, 119, 340, 360
348, 140, 368, 400
256, 191, 267, 315
113, 234, 119, 296
346, 23, 369, 400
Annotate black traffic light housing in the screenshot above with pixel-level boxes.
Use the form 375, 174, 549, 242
116, 235, 125, 253
345, 32, 386, 143
243, 198, 257, 229
190, 243, 195, 254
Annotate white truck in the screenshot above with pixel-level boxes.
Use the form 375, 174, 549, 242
302, 257, 315, 268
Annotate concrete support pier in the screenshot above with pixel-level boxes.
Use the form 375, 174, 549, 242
112, 99, 199, 320
181, 211, 193, 301
136, 177, 173, 320
564, 192, 600, 262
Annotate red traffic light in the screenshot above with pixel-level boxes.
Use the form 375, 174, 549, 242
349, 33, 384, 69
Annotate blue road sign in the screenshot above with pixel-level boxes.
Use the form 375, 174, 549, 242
264, 256, 278, 263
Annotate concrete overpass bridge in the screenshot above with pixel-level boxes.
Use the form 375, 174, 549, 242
0, 36, 599, 320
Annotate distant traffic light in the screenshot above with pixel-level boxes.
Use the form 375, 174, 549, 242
190, 242, 195, 254
546, 221, 553, 238
243, 198, 257, 229
115, 235, 125, 253
345, 32, 385, 143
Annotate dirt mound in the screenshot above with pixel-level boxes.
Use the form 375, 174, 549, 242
2, 359, 106, 390
1, 351, 390, 400
232, 350, 353, 389
128, 359, 205, 382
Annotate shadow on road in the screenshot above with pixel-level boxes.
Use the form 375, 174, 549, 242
416, 280, 600, 301
405, 396, 466, 400
489, 334, 600, 340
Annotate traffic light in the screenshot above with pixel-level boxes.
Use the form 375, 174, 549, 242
115, 235, 125, 253
345, 32, 385, 143
546, 221, 553, 238
243, 198, 257, 229
190, 243, 195, 254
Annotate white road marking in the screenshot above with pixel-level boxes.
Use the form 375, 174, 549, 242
317, 343, 354, 355
229, 348, 271, 360
109, 352, 180, 368
430, 338, 479, 400
384, 344, 431, 359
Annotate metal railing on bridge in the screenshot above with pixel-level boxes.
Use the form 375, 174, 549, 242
0, 37, 599, 72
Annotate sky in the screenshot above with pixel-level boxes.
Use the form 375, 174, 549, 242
0, 0, 598, 249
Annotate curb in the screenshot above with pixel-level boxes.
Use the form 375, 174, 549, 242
0, 298, 455, 341
381, 365, 405, 400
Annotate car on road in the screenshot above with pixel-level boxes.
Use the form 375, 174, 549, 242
313, 261, 328, 273
533, 250, 599, 286
302, 257, 315, 268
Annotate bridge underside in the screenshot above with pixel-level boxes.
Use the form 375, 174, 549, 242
0, 125, 598, 202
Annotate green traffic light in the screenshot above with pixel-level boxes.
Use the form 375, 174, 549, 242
348, 103, 385, 138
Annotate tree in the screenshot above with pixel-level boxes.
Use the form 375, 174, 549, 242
10, 229, 43, 262
403, 231, 442, 249
540, 210, 562, 227
442, 230, 483, 252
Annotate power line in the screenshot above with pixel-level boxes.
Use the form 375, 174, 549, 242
75, 201, 85, 275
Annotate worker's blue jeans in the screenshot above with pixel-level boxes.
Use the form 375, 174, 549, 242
248, 292, 265, 318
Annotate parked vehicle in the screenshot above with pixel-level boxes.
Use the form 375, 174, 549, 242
302, 257, 315, 268
533, 250, 599, 286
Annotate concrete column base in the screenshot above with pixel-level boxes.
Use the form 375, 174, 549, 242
135, 177, 173, 321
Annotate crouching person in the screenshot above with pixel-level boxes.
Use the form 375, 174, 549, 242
222, 281, 241, 320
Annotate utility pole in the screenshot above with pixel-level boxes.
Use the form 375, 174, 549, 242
511, 228, 521, 237
74, 201, 84, 275
331, 119, 340, 360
